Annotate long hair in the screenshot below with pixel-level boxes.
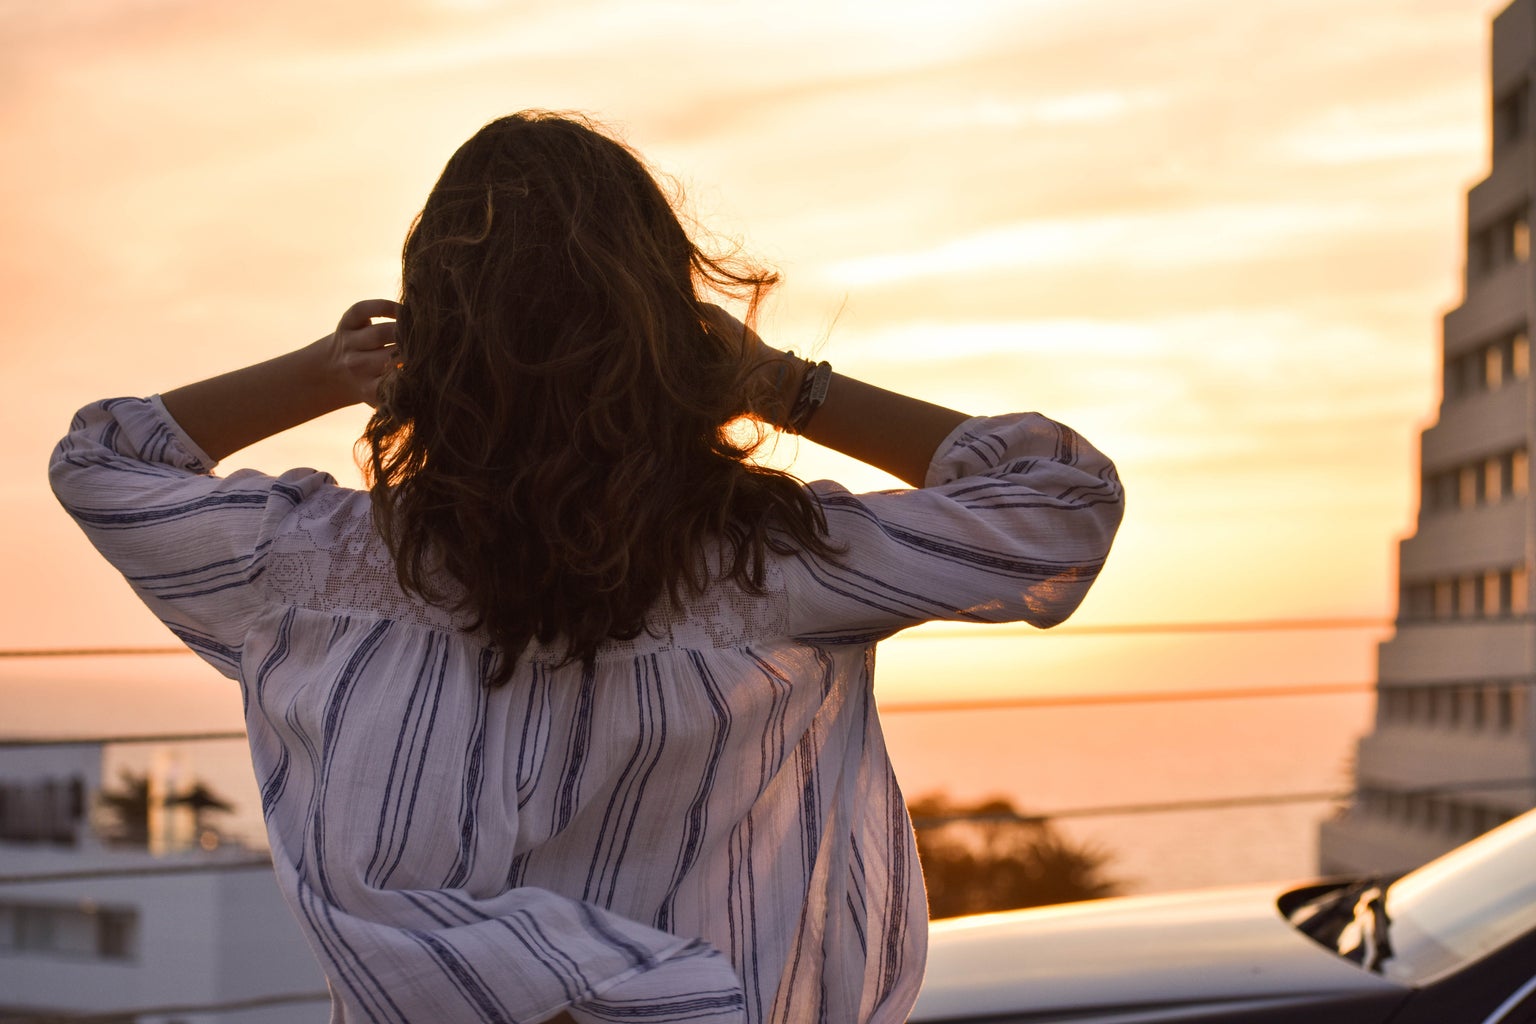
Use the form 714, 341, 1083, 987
364, 111, 839, 685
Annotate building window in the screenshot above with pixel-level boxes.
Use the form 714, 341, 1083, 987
97, 909, 135, 959
1445, 328, 1530, 402
1495, 82, 1529, 149
1401, 564, 1530, 621
1421, 468, 1454, 513
1362, 785, 1514, 842
1421, 445, 1528, 517
0, 776, 85, 846
1486, 344, 1506, 389
0, 901, 138, 961
1381, 681, 1531, 736
1402, 582, 1434, 619
1433, 579, 1455, 618
1472, 227, 1494, 277
1481, 209, 1535, 272
1459, 464, 1484, 507
1485, 570, 1504, 616
1456, 574, 1482, 617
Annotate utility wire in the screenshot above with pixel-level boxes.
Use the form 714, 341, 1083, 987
0, 646, 187, 658
6, 777, 1530, 1020
914, 615, 1395, 640
880, 681, 1373, 714
0, 681, 1377, 746
5, 779, 1530, 886
911, 791, 1348, 828
909, 776, 1536, 829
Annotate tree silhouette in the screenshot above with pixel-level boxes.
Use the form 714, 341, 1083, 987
96, 768, 235, 848
97, 769, 153, 846
908, 792, 1120, 920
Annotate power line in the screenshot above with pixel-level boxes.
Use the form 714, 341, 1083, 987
911, 791, 1347, 828
0, 684, 1377, 747
909, 776, 1536, 829
935, 615, 1395, 639
5, 780, 1528, 885
879, 681, 1373, 714
0, 615, 1400, 660
0, 646, 186, 659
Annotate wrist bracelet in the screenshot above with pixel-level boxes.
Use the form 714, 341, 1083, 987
786, 359, 832, 434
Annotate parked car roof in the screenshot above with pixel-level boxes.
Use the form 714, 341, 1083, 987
910, 808, 1536, 1024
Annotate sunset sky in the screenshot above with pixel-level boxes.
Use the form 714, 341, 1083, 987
1, 0, 1508, 707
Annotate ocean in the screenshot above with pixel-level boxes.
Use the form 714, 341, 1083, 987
0, 641, 1376, 897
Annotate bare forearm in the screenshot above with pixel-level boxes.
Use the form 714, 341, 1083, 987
159, 300, 399, 464
160, 342, 349, 463
706, 302, 967, 486
797, 372, 969, 488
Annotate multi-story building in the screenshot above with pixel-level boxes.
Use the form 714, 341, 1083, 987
1319, 0, 1536, 875
0, 742, 327, 1023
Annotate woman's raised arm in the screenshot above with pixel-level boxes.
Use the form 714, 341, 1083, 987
159, 299, 399, 463
713, 304, 970, 488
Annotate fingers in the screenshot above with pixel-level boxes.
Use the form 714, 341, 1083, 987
344, 320, 397, 352
337, 298, 402, 331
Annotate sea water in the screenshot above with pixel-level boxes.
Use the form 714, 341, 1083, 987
0, 646, 1374, 896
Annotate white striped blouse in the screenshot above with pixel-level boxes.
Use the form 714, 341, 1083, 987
50, 396, 1123, 1024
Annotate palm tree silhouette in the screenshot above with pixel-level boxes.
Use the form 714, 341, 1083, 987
96, 768, 235, 848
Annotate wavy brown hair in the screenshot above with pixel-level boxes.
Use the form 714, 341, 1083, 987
364, 111, 839, 685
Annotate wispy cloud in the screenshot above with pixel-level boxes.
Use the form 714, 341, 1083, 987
822, 200, 1374, 287
0, 0, 1505, 651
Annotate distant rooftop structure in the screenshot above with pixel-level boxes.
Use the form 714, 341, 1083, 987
1319, 0, 1536, 875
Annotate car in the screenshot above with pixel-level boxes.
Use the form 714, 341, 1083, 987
909, 808, 1536, 1023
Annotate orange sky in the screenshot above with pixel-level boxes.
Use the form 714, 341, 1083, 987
0, 0, 1507, 704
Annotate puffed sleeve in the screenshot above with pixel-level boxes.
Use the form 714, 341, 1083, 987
49, 396, 334, 677
781, 412, 1124, 642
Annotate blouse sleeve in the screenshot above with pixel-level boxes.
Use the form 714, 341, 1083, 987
781, 412, 1124, 643
48, 396, 334, 678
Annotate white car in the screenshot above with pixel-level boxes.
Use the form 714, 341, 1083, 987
911, 808, 1536, 1023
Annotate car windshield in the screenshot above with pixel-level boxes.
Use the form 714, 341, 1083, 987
1377, 810, 1536, 985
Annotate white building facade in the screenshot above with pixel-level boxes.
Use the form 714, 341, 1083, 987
0, 743, 327, 1024
1319, 0, 1536, 875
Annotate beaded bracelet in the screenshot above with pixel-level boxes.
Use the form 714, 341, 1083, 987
786, 359, 832, 434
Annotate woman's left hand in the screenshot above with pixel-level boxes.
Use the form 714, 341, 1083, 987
699, 302, 803, 427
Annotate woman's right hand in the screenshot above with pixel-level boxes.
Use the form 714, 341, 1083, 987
700, 303, 805, 428
315, 298, 401, 408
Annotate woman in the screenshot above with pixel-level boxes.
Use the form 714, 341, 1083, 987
51, 111, 1123, 1023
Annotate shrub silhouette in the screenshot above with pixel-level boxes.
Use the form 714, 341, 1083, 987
909, 792, 1120, 920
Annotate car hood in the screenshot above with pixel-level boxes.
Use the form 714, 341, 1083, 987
909, 883, 1406, 1020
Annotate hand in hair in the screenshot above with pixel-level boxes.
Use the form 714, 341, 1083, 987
160, 298, 401, 462
320, 298, 402, 408
698, 304, 971, 488
699, 303, 806, 429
